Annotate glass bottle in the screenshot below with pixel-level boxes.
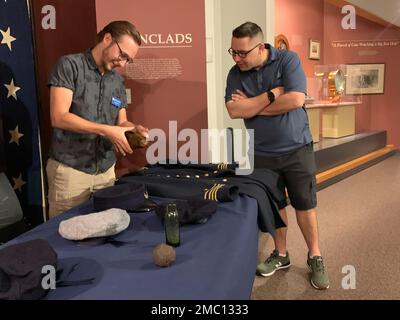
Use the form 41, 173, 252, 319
164, 203, 180, 247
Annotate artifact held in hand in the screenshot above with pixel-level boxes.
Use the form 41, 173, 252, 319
125, 129, 148, 148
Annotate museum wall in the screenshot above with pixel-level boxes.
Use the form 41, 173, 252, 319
276, 0, 325, 78
276, 0, 400, 147
323, 1, 400, 147
95, 0, 208, 175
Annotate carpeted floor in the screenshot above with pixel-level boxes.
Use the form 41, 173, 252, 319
251, 152, 400, 300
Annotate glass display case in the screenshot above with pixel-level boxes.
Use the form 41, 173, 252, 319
306, 65, 363, 142
306, 64, 362, 104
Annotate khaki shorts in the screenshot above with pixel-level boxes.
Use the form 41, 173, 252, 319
46, 159, 116, 218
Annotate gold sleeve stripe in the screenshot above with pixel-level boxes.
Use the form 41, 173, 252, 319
209, 184, 224, 201
213, 184, 224, 201
204, 187, 210, 200
204, 184, 217, 201
209, 184, 218, 201
208, 184, 218, 201
217, 163, 228, 169
204, 184, 217, 200
204, 183, 226, 201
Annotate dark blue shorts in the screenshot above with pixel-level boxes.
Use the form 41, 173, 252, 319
254, 143, 317, 210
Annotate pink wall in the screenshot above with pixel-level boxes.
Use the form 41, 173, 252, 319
277, 0, 400, 147
324, 2, 400, 146
276, 0, 324, 78
95, 0, 208, 175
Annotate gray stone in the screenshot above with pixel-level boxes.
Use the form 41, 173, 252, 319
59, 208, 130, 240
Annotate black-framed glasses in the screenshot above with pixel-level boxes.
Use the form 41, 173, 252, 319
114, 39, 133, 64
228, 43, 260, 58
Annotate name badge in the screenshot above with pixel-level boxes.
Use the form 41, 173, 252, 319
111, 97, 122, 108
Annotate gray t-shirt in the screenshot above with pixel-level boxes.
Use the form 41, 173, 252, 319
48, 49, 127, 174
225, 44, 312, 156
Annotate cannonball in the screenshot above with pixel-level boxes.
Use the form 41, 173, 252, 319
152, 243, 176, 267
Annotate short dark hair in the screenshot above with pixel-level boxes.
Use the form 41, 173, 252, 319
232, 21, 264, 40
97, 20, 142, 46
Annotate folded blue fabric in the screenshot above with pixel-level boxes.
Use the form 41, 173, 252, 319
93, 182, 146, 212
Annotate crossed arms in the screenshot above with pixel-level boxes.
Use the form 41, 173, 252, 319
225, 87, 305, 119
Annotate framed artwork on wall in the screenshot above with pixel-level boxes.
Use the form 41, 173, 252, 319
275, 34, 289, 50
345, 63, 385, 94
308, 39, 320, 60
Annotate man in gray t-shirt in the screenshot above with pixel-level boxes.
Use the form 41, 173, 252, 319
225, 22, 329, 290
46, 20, 148, 218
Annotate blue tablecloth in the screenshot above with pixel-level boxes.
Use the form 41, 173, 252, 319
7, 195, 259, 300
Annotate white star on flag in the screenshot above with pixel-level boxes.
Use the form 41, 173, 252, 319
13, 173, 26, 193
4, 78, 21, 100
0, 27, 16, 51
9, 126, 24, 146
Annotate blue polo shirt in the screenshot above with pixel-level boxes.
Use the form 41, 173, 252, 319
225, 44, 312, 156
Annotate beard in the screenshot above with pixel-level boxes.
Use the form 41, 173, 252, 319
237, 58, 262, 72
237, 62, 250, 71
101, 45, 115, 72
102, 61, 112, 72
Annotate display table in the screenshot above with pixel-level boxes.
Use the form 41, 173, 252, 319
306, 101, 362, 141
3, 195, 259, 300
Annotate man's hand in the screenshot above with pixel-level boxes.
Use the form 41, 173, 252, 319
118, 117, 149, 140
231, 89, 248, 101
125, 126, 149, 149
134, 125, 149, 139
225, 86, 287, 119
103, 126, 135, 156
259, 89, 305, 116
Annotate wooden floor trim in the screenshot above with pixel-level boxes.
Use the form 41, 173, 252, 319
316, 145, 397, 184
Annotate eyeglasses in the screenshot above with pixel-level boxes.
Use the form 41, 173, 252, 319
114, 39, 133, 64
228, 43, 260, 58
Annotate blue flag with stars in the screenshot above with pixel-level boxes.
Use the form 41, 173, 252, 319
0, 0, 44, 228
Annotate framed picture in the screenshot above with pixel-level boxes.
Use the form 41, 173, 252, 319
346, 63, 385, 94
308, 39, 320, 60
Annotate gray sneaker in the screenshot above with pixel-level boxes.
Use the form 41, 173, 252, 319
307, 255, 330, 290
256, 250, 291, 277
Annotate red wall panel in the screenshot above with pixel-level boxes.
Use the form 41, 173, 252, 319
31, 0, 97, 155
95, 0, 208, 175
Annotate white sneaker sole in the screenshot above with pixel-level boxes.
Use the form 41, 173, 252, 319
257, 263, 291, 277
308, 263, 330, 290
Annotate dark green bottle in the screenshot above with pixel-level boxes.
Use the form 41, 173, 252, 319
165, 203, 180, 247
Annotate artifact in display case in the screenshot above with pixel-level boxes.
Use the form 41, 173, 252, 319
308, 64, 361, 104
306, 65, 363, 142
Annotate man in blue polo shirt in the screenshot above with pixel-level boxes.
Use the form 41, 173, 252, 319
46, 21, 148, 218
225, 21, 329, 290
